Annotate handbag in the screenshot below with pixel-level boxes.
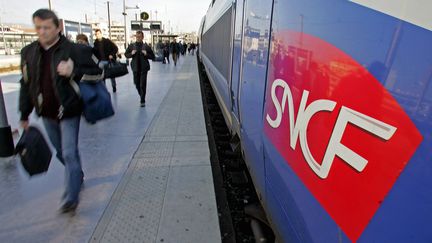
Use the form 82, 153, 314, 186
104, 61, 129, 79
79, 80, 115, 124
15, 126, 52, 176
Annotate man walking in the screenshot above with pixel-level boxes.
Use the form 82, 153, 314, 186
93, 29, 118, 92
182, 42, 187, 56
163, 41, 170, 64
19, 9, 102, 213
191, 42, 197, 55
125, 31, 155, 107
170, 39, 180, 66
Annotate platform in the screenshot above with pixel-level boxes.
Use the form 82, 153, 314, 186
91, 57, 220, 243
0, 55, 221, 242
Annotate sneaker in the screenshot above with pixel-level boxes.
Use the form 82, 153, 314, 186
140, 102, 146, 107
113, 86, 117, 93
60, 201, 78, 213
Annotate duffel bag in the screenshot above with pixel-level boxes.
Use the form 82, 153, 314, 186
79, 80, 115, 124
15, 126, 52, 176
104, 61, 129, 79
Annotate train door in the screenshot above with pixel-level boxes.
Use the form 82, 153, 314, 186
238, 0, 274, 199
230, 0, 245, 128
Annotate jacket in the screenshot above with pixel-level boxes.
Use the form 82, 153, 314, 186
19, 35, 102, 121
93, 37, 118, 61
170, 42, 180, 54
124, 42, 155, 72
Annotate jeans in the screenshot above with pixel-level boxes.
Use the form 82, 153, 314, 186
43, 116, 83, 204
133, 70, 148, 103
99, 61, 117, 89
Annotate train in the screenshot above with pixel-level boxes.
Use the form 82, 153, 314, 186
197, 0, 432, 242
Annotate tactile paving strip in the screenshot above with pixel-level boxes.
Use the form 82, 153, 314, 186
134, 142, 174, 158
134, 157, 172, 169
91, 64, 187, 243
99, 167, 169, 243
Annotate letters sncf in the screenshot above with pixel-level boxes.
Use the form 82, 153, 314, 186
264, 31, 423, 242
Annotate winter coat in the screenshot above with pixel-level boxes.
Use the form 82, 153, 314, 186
124, 42, 155, 72
19, 35, 102, 120
93, 37, 118, 61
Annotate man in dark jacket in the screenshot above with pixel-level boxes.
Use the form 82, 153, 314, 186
19, 9, 102, 213
182, 42, 187, 56
93, 29, 118, 92
124, 31, 155, 107
163, 41, 170, 64
170, 39, 180, 66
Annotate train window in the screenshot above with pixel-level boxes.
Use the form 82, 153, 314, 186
201, 6, 233, 83
201, 19, 206, 39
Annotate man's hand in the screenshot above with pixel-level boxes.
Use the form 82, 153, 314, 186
142, 50, 147, 55
131, 50, 137, 55
109, 55, 114, 60
57, 58, 74, 77
20, 120, 29, 131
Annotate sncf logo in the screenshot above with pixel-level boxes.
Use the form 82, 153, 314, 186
266, 79, 397, 179
265, 30, 422, 241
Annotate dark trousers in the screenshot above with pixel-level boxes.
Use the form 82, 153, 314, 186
103, 78, 116, 89
133, 70, 148, 103
172, 53, 178, 65
163, 54, 170, 64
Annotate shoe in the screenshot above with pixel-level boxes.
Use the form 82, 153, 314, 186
113, 86, 117, 93
60, 201, 78, 213
140, 102, 146, 107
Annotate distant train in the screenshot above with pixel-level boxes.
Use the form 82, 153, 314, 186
198, 0, 432, 242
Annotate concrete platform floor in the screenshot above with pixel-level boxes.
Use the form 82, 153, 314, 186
0, 54, 220, 243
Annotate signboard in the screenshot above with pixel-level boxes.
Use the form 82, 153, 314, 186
61, 19, 93, 43
62, 20, 80, 41
131, 21, 162, 31
80, 23, 93, 43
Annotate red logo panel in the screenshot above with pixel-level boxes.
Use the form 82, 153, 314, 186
264, 31, 423, 241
